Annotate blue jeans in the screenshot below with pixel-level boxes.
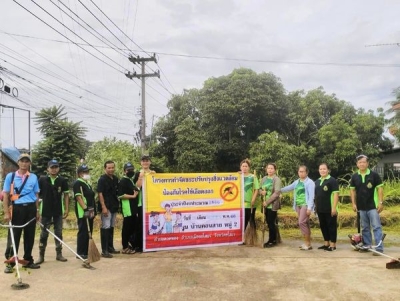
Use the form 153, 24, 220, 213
360, 209, 384, 252
101, 211, 117, 229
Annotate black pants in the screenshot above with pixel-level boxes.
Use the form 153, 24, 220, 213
134, 208, 143, 250
317, 212, 337, 243
7, 203, 37, 263
266, 208, 278, 243
77, 218, 93, 256
244, 208, 256, 229
122, 215, 136, 249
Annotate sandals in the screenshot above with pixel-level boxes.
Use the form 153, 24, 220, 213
122, 248, 136, 254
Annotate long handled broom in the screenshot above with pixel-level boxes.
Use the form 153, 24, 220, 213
80, 187, 101, 263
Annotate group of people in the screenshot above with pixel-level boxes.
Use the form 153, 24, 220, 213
2, 153, 154, 274
1, 152, 385, 274
240, 155, 385, 254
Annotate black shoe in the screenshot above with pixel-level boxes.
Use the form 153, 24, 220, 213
23, 262, 41, 269
318, 245, 329, 250
108, 248, 120, 254
101, 252, 113, 258
325, 246, 336, 252
135, 248, 143, 253
264, 242, 276, 248
76, 255, 88, 260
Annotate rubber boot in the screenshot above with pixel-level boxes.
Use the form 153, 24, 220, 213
101, 228, 113, 258
108, 227, 120, 254
36, 244, 46, 264
56, 250, 67, 262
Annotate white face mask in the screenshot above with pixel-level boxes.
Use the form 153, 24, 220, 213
82, 174, 91, 180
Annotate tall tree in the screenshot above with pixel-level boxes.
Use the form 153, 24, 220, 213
31, 106, 87, 181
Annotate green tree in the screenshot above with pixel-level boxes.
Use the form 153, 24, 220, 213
31, 106, 87, 181
174, 117, 216, 172
84, 137, 152, 187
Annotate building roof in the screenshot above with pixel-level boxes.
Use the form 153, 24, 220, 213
1, 147, 20, 164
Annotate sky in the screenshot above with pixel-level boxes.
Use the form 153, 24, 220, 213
0, 0, 399, 150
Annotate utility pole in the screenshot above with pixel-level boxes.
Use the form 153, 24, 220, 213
126, 54, 160, 153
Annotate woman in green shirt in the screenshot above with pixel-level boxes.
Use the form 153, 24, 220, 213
240, 159, 260, 237
259, 163, 282, 248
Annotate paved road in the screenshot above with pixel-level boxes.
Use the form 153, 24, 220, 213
0, 236, 399, 301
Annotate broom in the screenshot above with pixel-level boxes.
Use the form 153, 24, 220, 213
244, 207, 258, 246
81, 187, 101, 263
86, 218, 101, 263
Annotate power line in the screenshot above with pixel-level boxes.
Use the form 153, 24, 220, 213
77, 0, 136, 57
29, 0, 129, 72
52, 0, 130, 58
3, 30, 400, 68
12, 0, 127, 74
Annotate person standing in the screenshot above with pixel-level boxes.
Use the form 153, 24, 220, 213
314, 163, 339, 252
350, 155, 384, 253
281, 165, 315, 250
118, 162, 139, 254
134, 155, 156, 253
36, 159, 70, 264
240, 159, 259, 242
259, 163, 282, 248
97, 160, 120, 258
73, 164, 96, 259
3, 153, 40, 273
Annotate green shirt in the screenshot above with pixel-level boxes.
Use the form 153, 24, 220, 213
261, 177, 273, 209
295, 181, 306, 206
244, 175, 260, 209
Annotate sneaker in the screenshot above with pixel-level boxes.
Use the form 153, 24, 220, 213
325, 246, 336, 252
318, 245, 329, 250
23, 262, 41, 269
358, 245, 371, 253
4, 265, 14, 274
299, 244, 312, 250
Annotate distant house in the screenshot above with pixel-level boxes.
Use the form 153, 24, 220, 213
1, 146, 20, 188
375, 147, 400, 179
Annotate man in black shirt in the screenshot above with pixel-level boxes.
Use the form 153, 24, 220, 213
37, 159, 70, 264
350, 155, 384, 253
97, 160, 120, 258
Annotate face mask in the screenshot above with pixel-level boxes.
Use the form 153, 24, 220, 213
126, 171, 135, 178
82, 174, 91, 180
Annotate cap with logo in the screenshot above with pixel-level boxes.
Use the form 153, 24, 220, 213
18, 153, 31, 162
77, 164, 92, 173
123, 162, 134, 171
48, 159, 59, 167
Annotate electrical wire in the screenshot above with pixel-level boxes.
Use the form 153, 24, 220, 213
12, 0, 127, 74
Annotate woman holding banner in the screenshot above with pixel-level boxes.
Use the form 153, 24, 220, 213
239, 159, 260, 243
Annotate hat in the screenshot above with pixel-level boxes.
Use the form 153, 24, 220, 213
18, 153, 31, 161
141, 155, 151, 161
123, 162, 134, 171
77, 164, 92, 173
48, 159, 59, 167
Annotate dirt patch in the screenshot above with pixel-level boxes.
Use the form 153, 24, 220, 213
1, 234, 399, 301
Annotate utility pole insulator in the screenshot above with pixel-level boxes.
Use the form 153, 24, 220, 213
126, 54, 159, 153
